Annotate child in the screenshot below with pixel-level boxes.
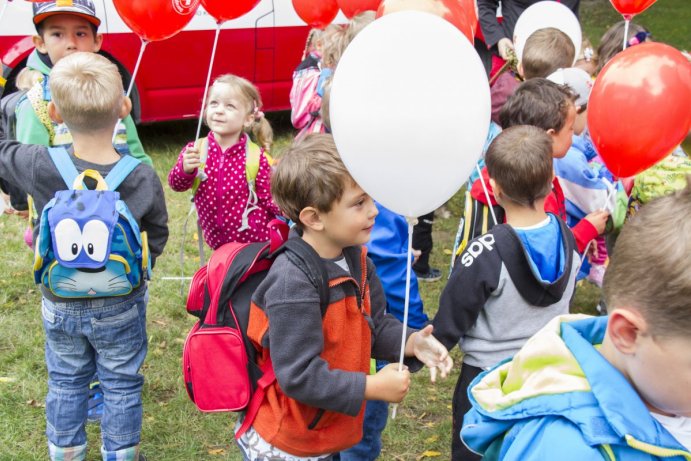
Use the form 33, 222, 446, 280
168, 74, 280, 249
574, 37, 597, 76
0, 52, 168, 461
15, 0, 151, 166
238, 133, 452, 459
519, 27, 576, 80
433, 126, 580, 461
290, 28, 326, 138
596, 20, 650, 73
471, 78, 610, 253
461, 180, 691, 459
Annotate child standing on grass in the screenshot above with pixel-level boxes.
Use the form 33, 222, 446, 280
239, 134, 452, 460
0, 52, 168, 461
433, 126, 580, 461
168, 74, 280, 248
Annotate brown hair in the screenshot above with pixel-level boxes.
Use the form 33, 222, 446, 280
271, 134, 353, 227
521, 28, 576, 80
499, 78, 575, 132
321, 11, 375, 69
603, 178, 691, 337
320, 75, 333, 132
49, 52, 123, 132
597, 20, 648, 73
485, 125, 554, 209
209, 74, 273, 150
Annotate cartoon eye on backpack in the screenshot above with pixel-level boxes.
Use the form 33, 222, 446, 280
34, 148, 150, 298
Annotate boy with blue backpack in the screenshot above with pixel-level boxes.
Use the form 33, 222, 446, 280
0, 52, 168, 461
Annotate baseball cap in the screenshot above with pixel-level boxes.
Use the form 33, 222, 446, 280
547, 67, 593, 108
33, 0, 101, 29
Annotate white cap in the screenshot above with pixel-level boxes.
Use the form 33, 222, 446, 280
547, 67, 593, 107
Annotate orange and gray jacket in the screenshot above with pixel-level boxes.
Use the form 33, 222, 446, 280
247, 241, 418, 456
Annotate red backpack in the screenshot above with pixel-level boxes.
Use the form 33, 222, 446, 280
182, 220, 329, 438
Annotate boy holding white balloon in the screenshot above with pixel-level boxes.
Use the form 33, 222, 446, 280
432, 125, 581, 461
238, 134, 452, 460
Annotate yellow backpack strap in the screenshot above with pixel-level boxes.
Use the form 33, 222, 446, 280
245, 139, 262, 185
26, 80, 55, 144
190, 137, 209, 195
456, 190, 474, 257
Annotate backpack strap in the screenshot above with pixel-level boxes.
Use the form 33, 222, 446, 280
282, 237, 330, 314
27, 80, 55, 144
191, 137, 209, 195
104, 155, 141, 190
48, 147, 79, 189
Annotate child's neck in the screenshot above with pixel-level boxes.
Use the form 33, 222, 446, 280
302, 230, 343, 260
504, 198, 548, 228
71, 131, 121, 165
214, 131, 242, 151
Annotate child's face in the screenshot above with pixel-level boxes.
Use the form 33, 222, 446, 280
627, 333, 691, 417
205, 83, 254, 141
319, 180, 379, 252
33, 15, 102, 65
549, 103, 576, 158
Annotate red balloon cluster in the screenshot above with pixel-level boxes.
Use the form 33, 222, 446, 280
113, 0, 200, 42
588, 42, 691, 178
609, 0, 657, 18
337, 0, 382, 19
376, 0, 474, 43
201, 0, 261, 23
292, 0, 340, 29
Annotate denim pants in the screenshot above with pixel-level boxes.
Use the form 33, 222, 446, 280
336, 400, 389, 461
42, 288, 148, 459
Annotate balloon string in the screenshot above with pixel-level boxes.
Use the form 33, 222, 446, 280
113, 38, 148, 144
391, 217, 416, 421
195, 23, 223, 142
476, 163, 498, 225
622, 19, 630, 51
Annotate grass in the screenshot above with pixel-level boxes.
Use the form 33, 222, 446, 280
0, 2, 687, 459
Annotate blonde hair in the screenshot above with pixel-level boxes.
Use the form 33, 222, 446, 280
209, 74, 273, 150
603, 179, 691, 337
15, 67, 43, 91
521, 28, 576, 80
320, 75, 333, 132
49, 52, 123, 132
271, 134, 353, 227
321, 11, 375, 69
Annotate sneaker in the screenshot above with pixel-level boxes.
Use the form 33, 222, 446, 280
587, 263, 606, 288
414, 267, 442, 283
87, 381, 104, 423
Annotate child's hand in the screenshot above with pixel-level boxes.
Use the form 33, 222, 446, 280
406, 325, 453, 383
182, 146, 201, 174
365, 363, 410, 403
585, 210, 610, 235
412, 249, 422, 264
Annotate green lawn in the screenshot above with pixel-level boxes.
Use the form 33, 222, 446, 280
0, 2, 688, 459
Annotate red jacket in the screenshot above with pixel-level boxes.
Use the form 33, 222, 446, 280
470, 167, 598, 253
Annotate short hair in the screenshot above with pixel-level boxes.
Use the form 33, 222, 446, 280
597, 20, 648, 73
499, 78, 575, 132
521, 28, 576, 80
320, 75, 333, 132
603, 179, 691, 337
49, 52, 123, 132
485, 125, 553, 209
271, 134, 354, 227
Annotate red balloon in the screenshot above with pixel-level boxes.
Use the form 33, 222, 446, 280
292, 0, 339, 29
459, 0, 478, 36
609, 0, 657, 18
588, 43, 691, 178
113, 0, 200, 42
201, 0, 260, 23
377, 0, 474, 43
337, 0, 382, 19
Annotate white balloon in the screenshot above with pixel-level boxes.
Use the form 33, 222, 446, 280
513, 1, 582, 66
330, 11, 490, 218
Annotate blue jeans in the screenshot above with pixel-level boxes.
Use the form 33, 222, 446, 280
42, 288, 148, 459
336, 400, 389, 461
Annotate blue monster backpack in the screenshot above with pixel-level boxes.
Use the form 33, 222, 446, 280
33, 147, 150, 298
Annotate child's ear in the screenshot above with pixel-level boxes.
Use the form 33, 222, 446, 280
33, 35, 47, 54
517, 61, 524, 79
299, 207, 325, 232
47, 101, 63, 124
607, 308, 647, 355
93, 33, 104, 52
119, 96, 132, 119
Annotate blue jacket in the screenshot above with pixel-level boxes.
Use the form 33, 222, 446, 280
462, 315, 690, 460
366, 203, 428, 329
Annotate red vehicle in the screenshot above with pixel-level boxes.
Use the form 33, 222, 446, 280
0, 0, 319, 123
